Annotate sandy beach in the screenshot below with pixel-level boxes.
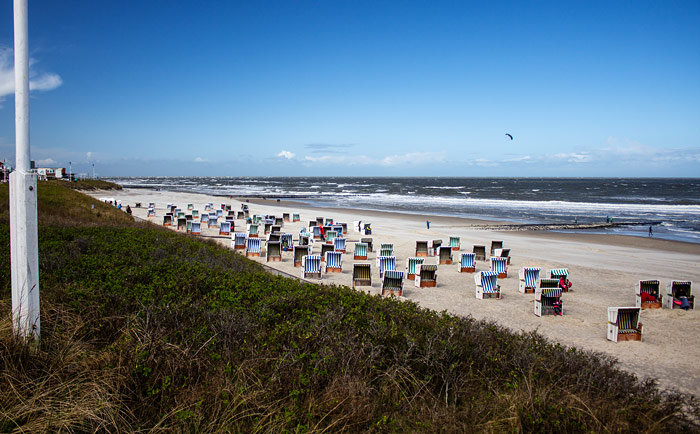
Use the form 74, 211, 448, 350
92, 188, 700, 397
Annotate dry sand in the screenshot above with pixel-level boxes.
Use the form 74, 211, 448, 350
94, 188, 700, 397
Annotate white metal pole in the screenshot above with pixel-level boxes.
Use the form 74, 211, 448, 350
10, 0, 41, 341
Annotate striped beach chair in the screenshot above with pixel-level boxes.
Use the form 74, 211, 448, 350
607, 307, 643, 342
431, 240, 442, 256
247, 223, 259, 238
534, 287, 562, 317
490, 257, 507, 278
325, 251, 342, 273
380, 243, 394, 256
266, 241, 282, 262
208, 215, 219, 228
201, 214, 209, 225
325, 230, 337, 244
361, 237, 373, 252
324, 218, 334, 226
415, 240, 429, 257
494, 248, 511, 264
438, 246, 452, 265
280, 233, 293, 251
312, 226, 322, 240
354, 242, 368, 260
293, 213, 300, 222
216, 209, 223, 218
473, 245, 486, 261
302, 255, 322, 279
459, 253, 476, 273
190, 221, 201, 235
232, 232, 246, 250
352, 263, 372, 288
663, 281, 694, 310
448, 236, 460, 251
377, 256, 396, 278
293, 246, 310, 267
192, 209, 199, 220
518, 267, 541, 293
320, 244, 334, 261
635, 280, 661, 309
246, 237, 261, 257
381, 270, 404, 297
475, 271, 500, 299
163, 214, 173, 227
219, 221, 231, 236
334, 237, 346, 254
415, 264, 438, 288
550, 269, 570, 291
405, 257, 425, 281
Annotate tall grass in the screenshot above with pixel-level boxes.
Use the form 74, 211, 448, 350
1, 182, 698, 432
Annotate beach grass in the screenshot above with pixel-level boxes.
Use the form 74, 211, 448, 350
0, 181, 698, 432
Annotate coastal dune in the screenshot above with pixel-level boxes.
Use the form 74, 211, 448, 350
96, 188, 700, 397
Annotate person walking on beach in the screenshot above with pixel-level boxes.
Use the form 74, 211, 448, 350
649, 225, 653, 237
126, 205, 132, 216
426, 220, 430, 230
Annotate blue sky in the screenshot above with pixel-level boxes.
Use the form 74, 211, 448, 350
1, 1, 699, 177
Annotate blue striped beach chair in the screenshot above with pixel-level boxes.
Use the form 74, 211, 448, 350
438, 246, 453, 265
163, 214, 173, 227
415, 240, 429, 257
381, 270, 404, 297
216, 209, 223, 218
247, 223, 259, 238
246, 237, 261, 257
312, 226, 322, 240
280, 233, 293, 251
405, 257, 425, 281
459, 253, 476, 273
266, 241, 282, 262
663, 281, 694, 310
190, 221, 201, 235
377, 256, 396, 278
518, 267, 540, 293
232, 232, 246, 250
325, 251, 343, 272
352, 263, 372, 288
449, 236, 460, 251
293, 246, 310, 267
607, 307, 642, 342
635, 280, 662, 309
292, 213, 300, 222
208, 215, 219, 228
201, 213, 209, 225
534, 287, 562, 316
302, 255, 322, 279
415, 264, 438, 288
333, 237, 346, 253
219, 221, 231, 236
475, 271, 500, 299
354, 242, 368, 260
490, 257, 508, 278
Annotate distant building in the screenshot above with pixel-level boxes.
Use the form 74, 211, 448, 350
0, 161, 10, 183
37, 167, 67, 180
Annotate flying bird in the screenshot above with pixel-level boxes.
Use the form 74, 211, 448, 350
505, 133, 513, 140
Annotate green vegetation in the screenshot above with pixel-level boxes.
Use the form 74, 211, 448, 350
55, 179, 123, 191
1, 182, 698, 432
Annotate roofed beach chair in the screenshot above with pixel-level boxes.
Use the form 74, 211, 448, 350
362, 223, 372, 235
320, 244, 335, 261
458, 253, 476, 273
293, 246, 309, 267
280, 233, 293, 251
163, 214, 173, 227
334, 237, 346, 253
405, 257, 425, 281
274, 217, 284, 227
472, 245, 486, 261
438, 246, 453, 265
340, 223, 348, 235
177, 211, 186, 220
324, 218, 334, 226
380, 243, 394, 254
415, 240, 429, 257
354, 242, 368, 260
308, 220, 317, 228
325, 230, 337, 244
635, 280, 662, 309
247, 223, 259, 238
267, 232, 281, 243
415, 264, 438, 288
190, 221, 201, 235
232, 232, 246, 250
186, 220, 192, 233
312, 226, 322, 240
518, 267, 541, 294
475, 271, 500, 300
381, 270, 404, 297
216, 209, 223, 218
147, 207, 156, 218
361, 237, 373, 252
663, 281, 694, 310
352, 263, 372, 288
325, 251, 342, 273
607, 307, 642, 342
550, 269, 570, 291
201, 214, 209, 225
246, 237, 261, 257
302, 255, 322, 279
187, 203, 193, 210
490, 257, 508, 278
316, 217, 325, 227
263, 222, 273, 235
534, 287, 562, 317
298, 234, 311, 247
219, 221, 231, 236
449, 236, 460, 251
431, 240, 442, 256
377, 256, 396, 278
204, 203, 213, 211
192, 210, 199, 219
208, 215, 219, 228
494, 248, 511, 265
490, 240, 503, 256
293, 213, 300, 222
176, 217, 186, 230
266, 241, 282, 262
283, 212, 290, 222
236, 211, 245, 219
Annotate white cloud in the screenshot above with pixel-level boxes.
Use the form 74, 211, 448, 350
36, 158, 57, 166
550, 152, 592, 163
193, 157, 208, 163
86, 151, 93, 162
380, 152, 446, 166
277, 150, 295, 159
0, 47, 63, 108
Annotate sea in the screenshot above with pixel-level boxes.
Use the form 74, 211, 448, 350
106, 177, 700, 244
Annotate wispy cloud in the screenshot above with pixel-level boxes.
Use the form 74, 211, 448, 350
36, 158, 57, 166
304, 144, 355, 154
0, 47, 63, 108
277, 150, 295, 159
193, 156, 208, 163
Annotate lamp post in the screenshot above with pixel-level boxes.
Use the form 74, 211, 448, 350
69, 161, 72, 182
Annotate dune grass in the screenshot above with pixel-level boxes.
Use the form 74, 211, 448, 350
0, 181, 698, 433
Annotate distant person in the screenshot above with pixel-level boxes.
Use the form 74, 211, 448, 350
558, 277, 572, 291
648, 225, 653, 237
552, 299, 562, 316
126, 205, 132, 215
426, 220, 430, 230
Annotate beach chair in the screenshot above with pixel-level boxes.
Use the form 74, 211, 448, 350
163, 214, 173, 227
176, 217, 186, 231
190, 221, 201, 235
475, 271, 500, 299
308, 220, 317, 228
293, 246, 310, 267
263, 222, 273, 235
324, 218, 334, 226
274, 217, 284, 227
518, 267, 541, 294
219, 221, 231, 236
148, 202, 156, 209
534, 287, 562, 317
431, 240, 442, 256
334, 237, 346, 254
187, 203, 193, 210
208, 215, 219, 228
325, 230, 337, 244
550, 269, 571, 291
147, 207, 156, 218
381, 270, 404, 297
490, 257, 508, 278
204, 203, 213, 211
361, 238, 373, 252
236, 211, 245, 219
448, 236, 460, 251
458, 253, 476, 273
192, 210, 199, 219
352, 263, 372, 288
247, 223, 259, 238
320, 244, 335, 261
405, 257, 425, 281
312, 226, 322, 240
201, 214, 209, 225
325, 251, 342, 272
293, 213, 300, 222
186, 220, 193, 233
354, 242, 368, 260
302, 255, 322, 279
377, 256, 396, 278
340, 223, 348, 235
490, 241, 503, 256
232, 232, 246, 250
607, 307, 643, 342
438, 246, 453, 265
283, 213, 290, 222
177, 211, 186, 220
266, 241, 282, 262
216, 209, 223, 218
280, 233, 293, 251
473, 245, 486, 261
298, 234, 311, 247
415, 264, 438, 288
635, 280, 662, 309
267, 232, 281, 243
663, 281, 694, 310
316, 217, 325, 227
415, 240, 429, 257
246, 237, 261, 257
494, 248, 511, 265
